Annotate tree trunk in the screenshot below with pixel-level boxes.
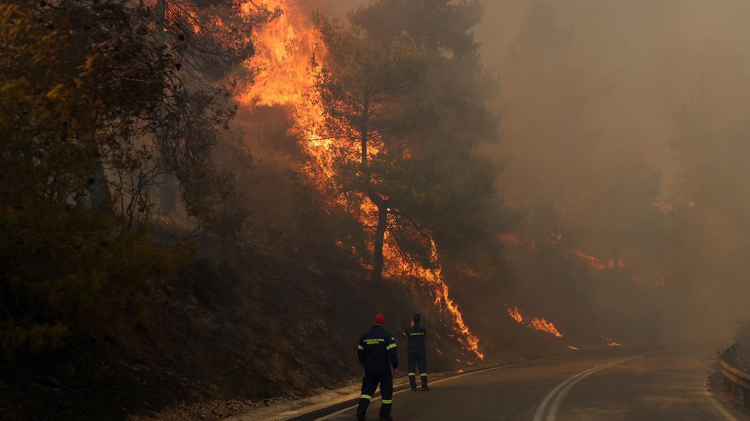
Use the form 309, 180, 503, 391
154, 0, 176, 214
371, 201, 388, 283
358, 98, 389, 282
88, 157, 111, 210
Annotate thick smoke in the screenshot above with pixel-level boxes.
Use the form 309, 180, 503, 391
235, 0, 749, 347
477, 0, 750, 343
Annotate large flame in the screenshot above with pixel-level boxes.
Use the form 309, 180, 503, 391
507, 306, 563, 338
240, 0, 483, 359
386, 238, 484, 359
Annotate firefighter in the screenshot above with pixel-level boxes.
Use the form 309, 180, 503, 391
403, 313, 429, 391
357, 313, 399, 421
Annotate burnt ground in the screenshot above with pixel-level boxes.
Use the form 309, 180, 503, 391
0, 249, 513, 421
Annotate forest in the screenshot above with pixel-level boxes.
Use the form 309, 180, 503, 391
2, 0, 749, 420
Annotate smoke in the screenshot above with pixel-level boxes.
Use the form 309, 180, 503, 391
228, 0, 749, 349
477, 0, 750, 343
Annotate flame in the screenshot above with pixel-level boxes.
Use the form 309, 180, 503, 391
240, 1, 483, 359
507, 306, 563, 338
387, 239, 484, 359
567, 345, 580, 350
571, 249, 625, 271
458, 369, 464, 373
507, 306, 523, 323
529, 317, 564, 337
571, 249, 606, 270
599, 332, 622, 347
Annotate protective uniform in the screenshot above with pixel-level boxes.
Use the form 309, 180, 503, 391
404, 322, 428, 390
357, 322, 399, 419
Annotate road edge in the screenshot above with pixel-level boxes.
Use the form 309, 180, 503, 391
310, 353, 567, 421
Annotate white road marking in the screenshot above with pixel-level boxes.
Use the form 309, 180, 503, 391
315, 355, 563, 420
703, 377, 739, 421
533, 350, 663, 421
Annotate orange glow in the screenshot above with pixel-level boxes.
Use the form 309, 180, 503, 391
458, 267, 483, 279
571, 249, 606, 270
607, 259, 626, 268
507, 306, 564, 338
567, 345, 580, 350
507, 306, 524, 323
529, 317, 564, 337
240, 0, 483, 360
500, 233, 537, 251
571, 250, 626, 271
387, 239, 484, 359
600, 332, 622, 347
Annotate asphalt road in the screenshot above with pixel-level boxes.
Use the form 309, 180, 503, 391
313, 346, 746, 421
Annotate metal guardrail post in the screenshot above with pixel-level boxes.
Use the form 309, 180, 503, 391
719, 359, 750, 408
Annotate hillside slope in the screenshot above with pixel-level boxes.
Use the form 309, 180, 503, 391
0, 250, 485, 421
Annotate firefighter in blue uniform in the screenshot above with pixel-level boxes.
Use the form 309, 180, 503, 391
357, 313, 398, 421
403, 313, 429, 391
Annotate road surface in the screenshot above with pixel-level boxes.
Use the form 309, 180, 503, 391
304, 346, 746, 421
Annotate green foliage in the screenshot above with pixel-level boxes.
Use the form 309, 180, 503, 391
0, 0, 178, 207
317, 1, 509, 278
0, 0, 194, 357
0, 203, 192, 357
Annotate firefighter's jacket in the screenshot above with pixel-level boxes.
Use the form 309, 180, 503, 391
404, 322, 427, 357
357, 325, 399, 373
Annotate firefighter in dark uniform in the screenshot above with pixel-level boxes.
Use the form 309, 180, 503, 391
403, 313, 429, 391
357, 313, 398, 421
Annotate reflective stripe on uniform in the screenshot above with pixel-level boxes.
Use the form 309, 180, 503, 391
382, 399, 393, 404
357, 345, 364, 350
420, 373, 428, 377
360, 394, 372, 400
408, 372, 415, 376
386, 343, 397, 350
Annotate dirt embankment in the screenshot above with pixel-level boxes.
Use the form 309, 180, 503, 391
0, 249, 487, 421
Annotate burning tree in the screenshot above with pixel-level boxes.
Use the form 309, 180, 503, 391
349, 0, 508, 276
238, 0, 494, 359
313, 16, 428, 282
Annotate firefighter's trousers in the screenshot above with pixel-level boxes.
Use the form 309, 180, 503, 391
357, 370, 393, 416
408, 353, 428, 389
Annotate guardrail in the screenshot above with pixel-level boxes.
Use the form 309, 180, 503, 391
719, 357, 750, 408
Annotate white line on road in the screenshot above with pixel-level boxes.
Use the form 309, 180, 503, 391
315, 354, 564, 420
532, 350, 663, 421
